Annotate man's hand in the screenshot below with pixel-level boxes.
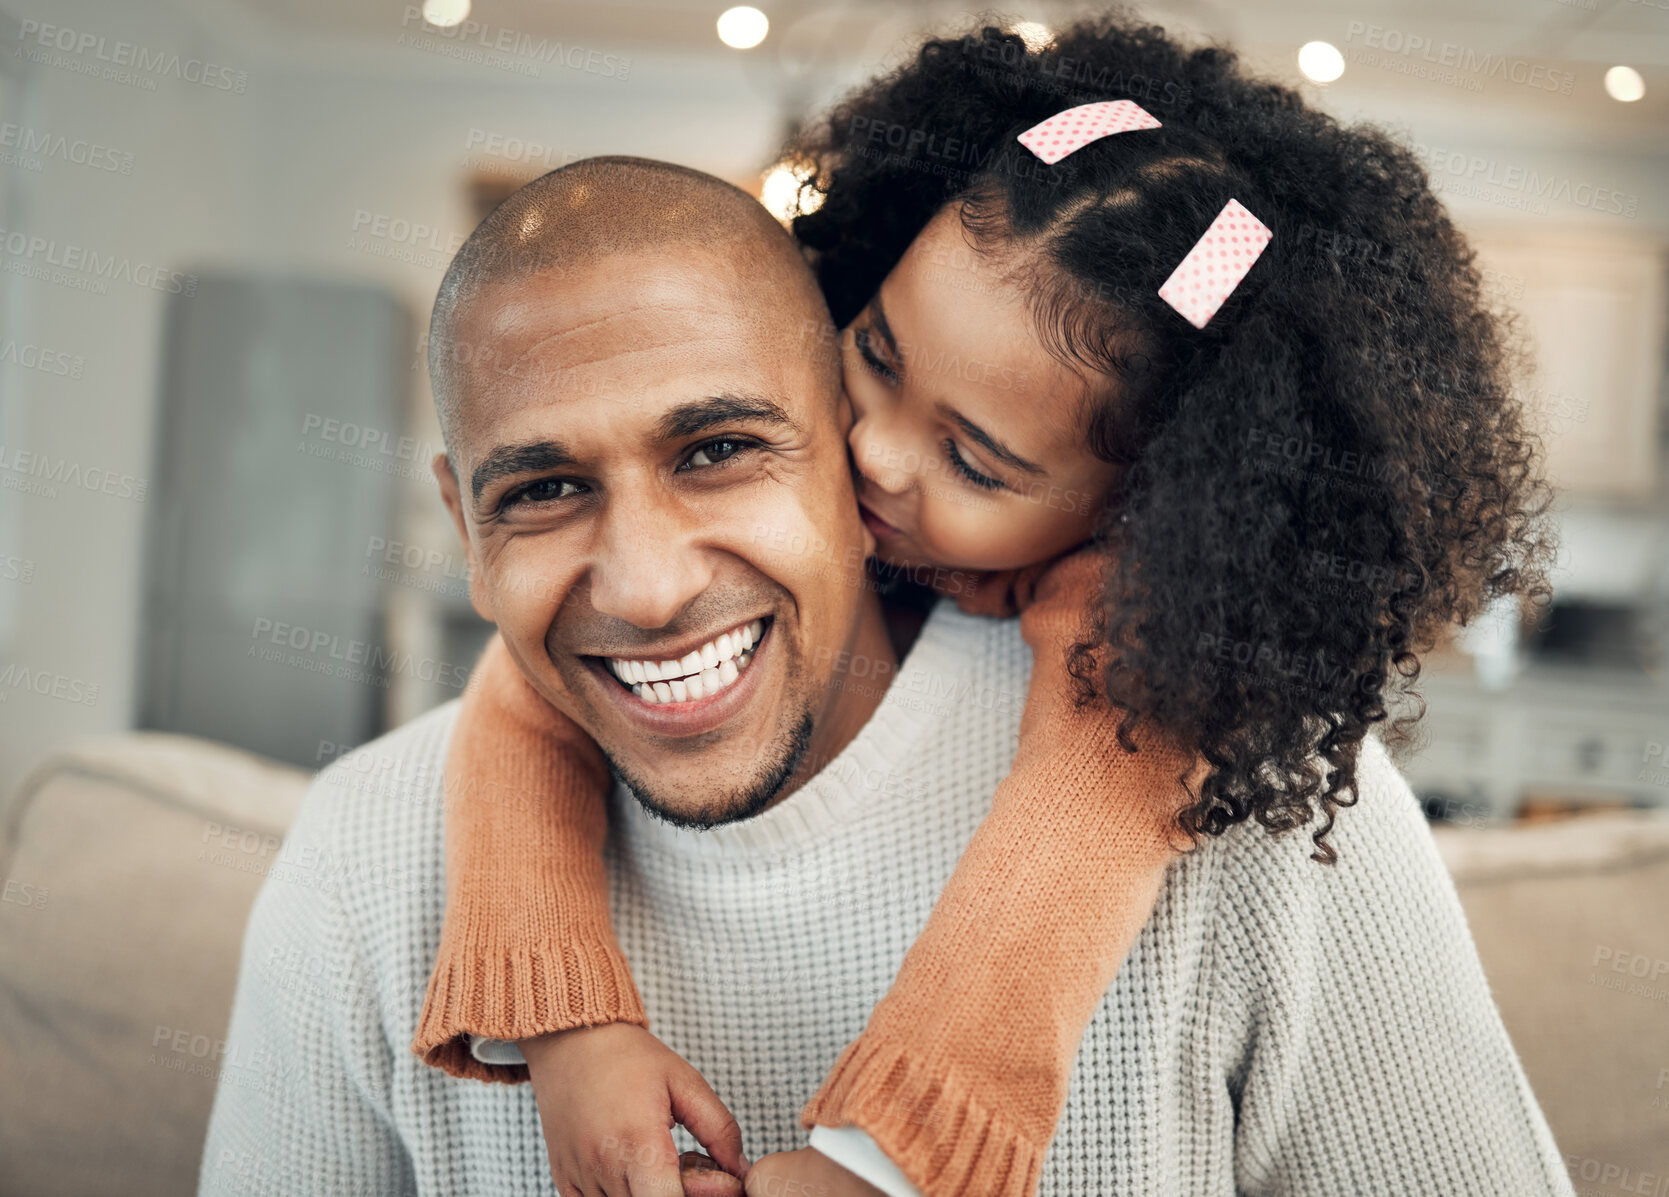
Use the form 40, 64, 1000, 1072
681, 1151, 747, 1197
743, 1149, 887, 1197
521, 1022, 749, 1197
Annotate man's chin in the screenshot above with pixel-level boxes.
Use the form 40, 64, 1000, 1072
602, 712, 814, 832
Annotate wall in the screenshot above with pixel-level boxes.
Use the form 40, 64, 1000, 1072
1, 0, 1665, 797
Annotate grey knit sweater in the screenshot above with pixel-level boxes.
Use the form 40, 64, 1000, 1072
200, 601, 1574, 1196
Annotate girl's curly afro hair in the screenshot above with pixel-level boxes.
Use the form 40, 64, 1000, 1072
787, 13, 1556, 861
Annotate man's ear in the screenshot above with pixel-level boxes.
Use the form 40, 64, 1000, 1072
432, 452, 496, 624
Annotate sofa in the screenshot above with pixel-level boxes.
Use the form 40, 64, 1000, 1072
1, 731, 1665, 1196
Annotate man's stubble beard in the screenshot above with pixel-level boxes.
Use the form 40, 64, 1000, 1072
602, 710, 815, 831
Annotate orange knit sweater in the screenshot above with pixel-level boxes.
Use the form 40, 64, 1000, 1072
413, 549, 1195, 1197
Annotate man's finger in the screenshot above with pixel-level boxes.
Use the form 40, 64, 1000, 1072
679, 1152, 745, 1197
667, 1072, 749, 1179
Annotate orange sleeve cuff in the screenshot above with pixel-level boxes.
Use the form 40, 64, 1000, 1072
411, 633, 646, 1084
803, 549, 1195, 1197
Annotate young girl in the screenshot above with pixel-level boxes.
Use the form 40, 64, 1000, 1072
414, 15, 1552, 1197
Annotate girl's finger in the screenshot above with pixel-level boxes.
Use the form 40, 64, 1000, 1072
666, 1070, 750, 1179
622, 1129, 683, 1197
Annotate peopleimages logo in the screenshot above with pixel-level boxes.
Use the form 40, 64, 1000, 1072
0, 443, 148, 501
0, 124, 135, 175
1414, 145, 1640, 218
0, 663, 100, 706
297, 413, 442, 484
248, 617, 472, 691
462, 129, 578, 172
1343, 22, 1574, 94
396, 7, 630, 80
16, 19, 249, 93
0, 228, 198, 295
0, 339, 86, 378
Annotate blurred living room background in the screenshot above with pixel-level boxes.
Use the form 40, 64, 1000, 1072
0, 0, 1665, 1193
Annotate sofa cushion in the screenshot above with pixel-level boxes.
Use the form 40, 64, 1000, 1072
3, 730, 1664, 1193
1433, 810, 1669, 1180
0, 733, 310, 1197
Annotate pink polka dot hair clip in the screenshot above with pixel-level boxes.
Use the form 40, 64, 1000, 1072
1154, 198, 1273, 329
1016, 101, 1273, 328
1015, 98, 1162, 163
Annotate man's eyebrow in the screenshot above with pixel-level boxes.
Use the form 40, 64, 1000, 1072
938, 404, 1047, 476
470, 440, 576, 504
654, 394, 799, 441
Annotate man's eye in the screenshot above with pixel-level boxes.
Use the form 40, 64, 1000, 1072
503, 477, 584, 508
683, 438, 750, 469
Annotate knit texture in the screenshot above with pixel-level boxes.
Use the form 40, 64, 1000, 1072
797, 551, 1196, 1197
200, 604, 1575, 1197
413, 549, 1192, 1196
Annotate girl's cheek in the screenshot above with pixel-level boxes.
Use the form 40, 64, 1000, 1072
921, 490, 1032, 571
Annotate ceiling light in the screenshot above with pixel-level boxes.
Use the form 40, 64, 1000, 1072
1298, 41, 1345, 84
717, 6, 769, 50
421, 0, 470, 28
1604, 65, 1645, 103
760, 162, 821, 223
1013, 22, 1051, 51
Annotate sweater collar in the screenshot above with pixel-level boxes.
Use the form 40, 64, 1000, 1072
612, 599, 992, 861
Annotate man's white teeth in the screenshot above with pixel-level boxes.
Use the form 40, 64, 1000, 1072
611, 619, 764, 704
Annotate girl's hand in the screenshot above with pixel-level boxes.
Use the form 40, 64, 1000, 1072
521, 1022, 750, 1197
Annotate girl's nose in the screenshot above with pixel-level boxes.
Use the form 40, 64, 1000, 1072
848, 416, 914, 496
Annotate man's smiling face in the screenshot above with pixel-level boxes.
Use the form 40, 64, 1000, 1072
435, 247, 889, 827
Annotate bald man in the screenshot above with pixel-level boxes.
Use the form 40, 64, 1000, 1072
203, 158, 902, 1197
426, 158, 891, 831
427, 159, 893, 1194
199, 159, 1575, 1197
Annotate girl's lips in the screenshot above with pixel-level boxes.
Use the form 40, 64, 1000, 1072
858, 501, 902, 540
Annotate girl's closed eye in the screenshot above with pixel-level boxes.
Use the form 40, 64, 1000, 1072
941, 439, 1004, 490
854, 326, 898, 383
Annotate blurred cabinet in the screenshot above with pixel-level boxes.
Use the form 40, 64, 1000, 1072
1398, 665, 1669, 819
1473, 234, 1666, 502
140, 275, 409, 768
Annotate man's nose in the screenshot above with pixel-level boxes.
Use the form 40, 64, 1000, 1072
586, 499, 715, 630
